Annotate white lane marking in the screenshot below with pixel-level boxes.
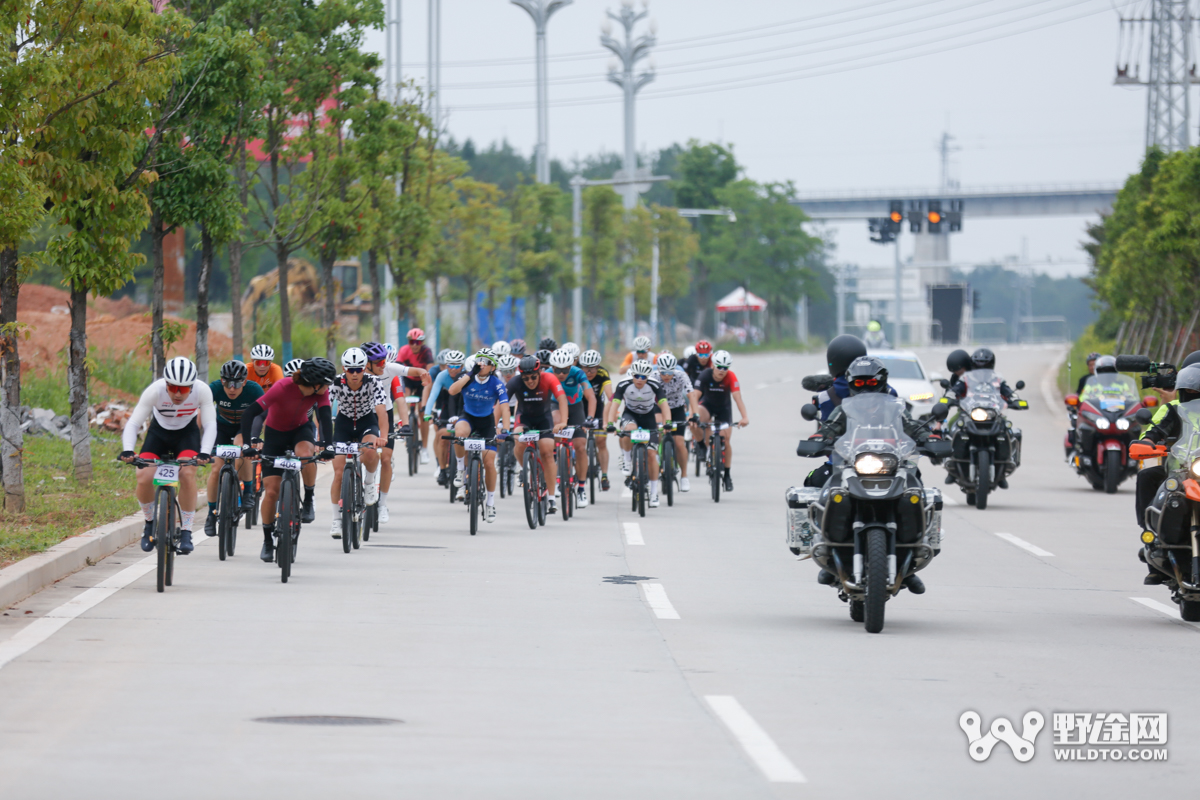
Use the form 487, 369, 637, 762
994, 532, 1054, 557
0, 556, 155, 671
623, 522, 644, 545
641, 583, 679, 619
1130, 597, 1200, 628
705, 696, 807, 783
942, 495, 960, 506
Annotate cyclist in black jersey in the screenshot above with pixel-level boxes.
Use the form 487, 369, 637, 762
580, 349, 614, 491
203, 360, 263, 537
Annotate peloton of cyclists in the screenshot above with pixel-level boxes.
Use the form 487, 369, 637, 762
546, 347, 597, 508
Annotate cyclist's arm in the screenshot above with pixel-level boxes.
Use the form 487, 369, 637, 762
656, 398, 669, 425
555, 388, 569, 431
733, 389, 749, 426
197, 383, 218, 454
381, 362, 413, 380
447, 372, 470, 396
375, 404, 388, 443
583, 382, 596, 418
241, 398, 266, 443
618, 352, 633, 374
316, 403, 333, 446
122, 383, 158, 453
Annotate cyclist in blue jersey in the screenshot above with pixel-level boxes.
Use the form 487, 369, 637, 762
546, 348, 597, 508
425, 349, 466, 485
447, 348, 511, 522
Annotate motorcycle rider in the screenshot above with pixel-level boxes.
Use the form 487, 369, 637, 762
945, 348, 1021, 403
802, 356, 936, 593
863, 320, 889, 349
1076, 352, 1101, 396
945, 349, 971, 384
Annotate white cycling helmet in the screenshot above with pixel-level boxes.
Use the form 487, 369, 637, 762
385, 343, 398, 362
713, 350, 733, 369
682, 345, 695, 360
250, 344, 275, 361
579, 349, 602, 368
632, 335, 652, 351
283, 358, 305, 377
474, 347, 498, 367
562, 341, 580, 359
548, 348, 574, 369
341, 347, 368, 369
656, 352, 677, 370
629, 359, 655, 378
498, 354, 519, 372
163, 356, 197, 387
443, 349, 465, 367
492, 340, 512, 357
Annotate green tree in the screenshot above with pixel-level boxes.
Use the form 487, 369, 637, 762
578, 185, 623, 347
672, 140, 739, 336
444, 178, 512, 353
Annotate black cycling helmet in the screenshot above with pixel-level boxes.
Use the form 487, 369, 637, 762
296, 357, 337, 387
1175, 365, 1200, 403
846, 356, 889, 395
220, 359, 248, 382
946, 349, 971, 374
970, 347, 996, 370
1180, 350, 1200, 370
518, 355, 541, 374
1094, 355, 1118, 374
538, 337, 558, 352
534, 348, 552, 367
826, 334, 867, 379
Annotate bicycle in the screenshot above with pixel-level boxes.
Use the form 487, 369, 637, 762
618, 427, 656, 518
243, 459, 262, 530
404, 396, 422, 476
699, 422, 729, 503
553, 426, 577, 521
259, 451, 323, 583
442, 433, 497, 536
123, 457, 199, 593
213, 444, 244, 560
335, 441, 375, 554
517, 429, 550, 530
497, 435, 517, 499
443, 416, 460, 504
658, 423, 679, 507
586, 427, 600, 502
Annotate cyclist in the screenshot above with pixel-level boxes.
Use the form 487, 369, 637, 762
283, 358, 305, 378
362, 341, 429, 519
447, 348, 511, 522
683, 339, 713, 384
580, 349, 615, 492
619, 335, 657, 375
203, 360, 263, 537
119, 357, 216, 556
562, 342, 581, 364
689, 349, 749, 493
682, 345, 696, 362
240, 357, 336, 563
547, 348, 597, 508
280, 357, 320, 516
608, 359, 669, 508
327, 348, 390, 539
425, 349, 467, 485
497, 353, 519, 382
655, 352, 693, 492
397, 328, 435, 464
510, 338, 527, 357
538, 337, 559, 353
493, 340, 512, 359
247, 344, 284, 392
508, 354, 569, 513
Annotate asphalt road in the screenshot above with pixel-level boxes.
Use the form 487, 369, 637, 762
1, 346, 1197, 799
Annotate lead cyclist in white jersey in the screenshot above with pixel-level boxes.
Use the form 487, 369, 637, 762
119, 356, 217, 555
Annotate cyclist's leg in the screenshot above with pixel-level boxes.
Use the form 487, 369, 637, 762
135, 466, 156, 508
261, 476, 282, 525
484, 449, 497, 493
567, 403, 588, 482
330, 413, 355, 506
538, 437, 556, 489
207, 456, 224, 501
697, 405, 713, 447
380, 408, 394, 496
671, 407, 688, 476
330, 454, 347, 506
721, 425, 733, 468
595, 431, 609, 473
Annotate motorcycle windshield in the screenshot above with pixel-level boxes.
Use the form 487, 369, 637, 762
1169, 398, 1200, 471
832, 393, 916, 467
961, 369, 1004, 413
1080, 374, 1139, 413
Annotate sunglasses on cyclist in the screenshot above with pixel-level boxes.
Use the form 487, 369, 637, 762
253, 360, 272, 368
553, 367, 570, 374
222, 379, 245, 389
166, 383, 192, 395
345, 367, 364, 374
522, 372, 540, 380
852, 377, 880, 388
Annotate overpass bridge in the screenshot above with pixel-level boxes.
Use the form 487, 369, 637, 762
791, 182, 1121, 221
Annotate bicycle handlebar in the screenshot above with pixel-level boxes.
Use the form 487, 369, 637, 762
123, 457, 201, 468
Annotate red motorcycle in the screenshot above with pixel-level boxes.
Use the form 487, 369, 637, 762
1064, 373, 1155, 493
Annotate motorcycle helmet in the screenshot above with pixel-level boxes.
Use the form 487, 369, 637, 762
946, 349, 971, 375
220, 360, 248, 382
1180, 350, 1200, 370
827, 334, 868, 379
970, 347, 996, 370
1094, 355, 1118, 374
1175, 365, 1200, 403
297, 357, 337, 387
846, 356, 889, 395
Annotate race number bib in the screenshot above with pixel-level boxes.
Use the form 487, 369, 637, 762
556, 427, 575, 439
464, 439, 485, 452
275, 458, 302, 471
335, 442, 359, 455
519, 431, 541, 443
631, 429, 651, 443
152, 464, 179, 486
215, 445, 240, 460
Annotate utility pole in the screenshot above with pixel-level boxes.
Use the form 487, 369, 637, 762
427, 0, 441, 130
1116, 1, 1194, 152
513, 1, 572, 185
601, 1, 655, 345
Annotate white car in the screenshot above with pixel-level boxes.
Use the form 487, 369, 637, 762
870, 350, 938, 419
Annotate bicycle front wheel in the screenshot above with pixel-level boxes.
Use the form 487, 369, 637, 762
559, 448, 571, 522
468, 458, 481, 536
155, 488, 172, 593
710, 434, 722, 503
522, 451, 538, 530
340, 467, 355, 554
636, 446, 647, 518
219, 468, 237, 560
662, 437, 675, 508
278, 478, 295, 583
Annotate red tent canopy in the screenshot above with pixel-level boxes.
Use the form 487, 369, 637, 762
715, 287, 768, 312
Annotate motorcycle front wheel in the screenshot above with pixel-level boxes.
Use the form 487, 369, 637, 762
1104, 450, 1121, 494
864, 527, 887, 633
974, 451, 990, 510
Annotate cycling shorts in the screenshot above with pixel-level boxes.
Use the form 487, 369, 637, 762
620, 409, 660, 445
214, 422, 241, 448
261, 423, 317, 478
566, 402, 587, 439
669, 405, 688, 424
459, 412, 498, 452
701, 401, 732, 426
333, 413, 380, 446
517, 412, 555, 440
139, 418, 201, 462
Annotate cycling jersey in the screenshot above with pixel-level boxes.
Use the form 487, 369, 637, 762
426, 369, 460, 410
209, 379, 264, 429
123, 379, 218, 454
693, 368, 740, 418
252, 377, 332, 433
247, 362, 284, 393
612, 376, 666, 416
506, 372, 565, 419
683, 353, 712, 384
619, 351, 659, 372
460, 374, 509, 418
657, 366, 691, 409
588, 366, 612, 400
548, 365, 589, 405
330, 374, 388, 421
398, 343, 433, 393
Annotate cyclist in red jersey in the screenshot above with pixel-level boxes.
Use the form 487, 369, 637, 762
397, 328, 435, 459
688, 349, 749, 492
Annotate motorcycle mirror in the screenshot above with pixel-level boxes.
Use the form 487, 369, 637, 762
801, 373, 834, 392
1015, 380, 1026, 390
796, 439, 827, 457
801, 403, 819, 422
1115, 354, 1151, 372
930, 402, 949, 420
938, 378, 950, 389
1135, 407, 1156, 424
929, 371, 944, 382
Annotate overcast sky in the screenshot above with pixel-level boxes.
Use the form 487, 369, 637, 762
365, 0, 1163, 276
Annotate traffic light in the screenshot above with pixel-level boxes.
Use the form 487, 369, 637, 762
868, 217, 896, 244
947, 200, 963, 232
889, 200, 904, 228
926, 200, 943, 233
907, 201, 923, 233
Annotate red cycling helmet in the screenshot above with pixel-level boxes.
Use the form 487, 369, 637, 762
407, 327, 426, 342
695, 340, 713, 355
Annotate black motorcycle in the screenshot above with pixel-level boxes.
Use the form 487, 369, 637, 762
790, 394, 951, 633
940, 369, 1028, 510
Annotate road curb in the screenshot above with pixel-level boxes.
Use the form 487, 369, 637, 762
0, 512, 145, 611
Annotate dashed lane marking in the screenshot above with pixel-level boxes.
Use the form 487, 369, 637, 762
994, 532, 1054, 557
641, 583, 679, 619
705, 696, 807, 783
623, 522, 644, 545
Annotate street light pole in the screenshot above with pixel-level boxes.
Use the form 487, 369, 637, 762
571, 175, 584, 344
513, 1, 572, 185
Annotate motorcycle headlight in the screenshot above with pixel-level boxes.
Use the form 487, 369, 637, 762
1116, 417, 1130, 431
1192, 458, 1200, 479
969, 408, 994, 423
855, 452, 898, 476
1095, 417, 1111, 431
908, 392, 933, 403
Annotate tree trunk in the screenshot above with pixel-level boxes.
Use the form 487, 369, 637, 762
277, 246, 292, 361
321, 249, 337, 360
150, 209, 166, 379
0, 246, 25, 511
196, 226, 213, 382
68, 283, 92, 484
229, 239, 244, 360
368, 248, 382, 342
